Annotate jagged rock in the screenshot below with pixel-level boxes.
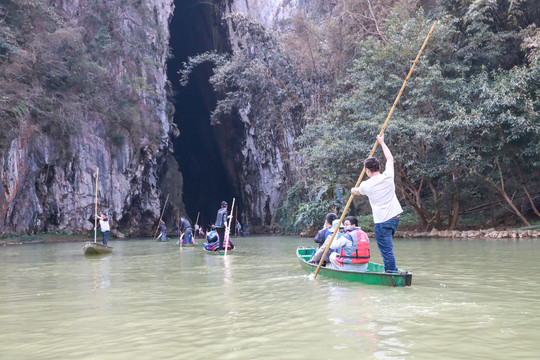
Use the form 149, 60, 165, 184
0, 0, 176, 236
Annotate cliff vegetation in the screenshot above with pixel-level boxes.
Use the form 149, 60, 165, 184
184, 0, 540, 233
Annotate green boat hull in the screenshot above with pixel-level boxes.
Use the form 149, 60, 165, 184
202, 248, 234, 255
83, 242, 113, 255
297, 247, 412, 287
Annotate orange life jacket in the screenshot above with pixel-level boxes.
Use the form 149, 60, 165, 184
337, 228, 370, 264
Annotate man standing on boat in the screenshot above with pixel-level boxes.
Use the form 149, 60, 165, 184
158, 220, 167, 240
95, 212, 110, 245
214, 201, 229, 250
179, 216, 193, 244
351, 133, 402, 273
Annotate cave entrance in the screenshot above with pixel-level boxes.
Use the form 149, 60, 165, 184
167, 0, 233, 229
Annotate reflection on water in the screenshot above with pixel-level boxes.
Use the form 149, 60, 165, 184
1, 237, 539, 359
91, 256, 111, 290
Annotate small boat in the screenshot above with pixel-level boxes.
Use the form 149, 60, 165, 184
202, 248, 234, 255
83, 242, 113, 255
297, 247, 412, 287
202, 243, 234, 255
177, 239, 198, 247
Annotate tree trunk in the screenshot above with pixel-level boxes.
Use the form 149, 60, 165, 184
522, 185, 540, 219
428, 179, 442, 229
449, 197, 460, 230
481, 162, 531, 227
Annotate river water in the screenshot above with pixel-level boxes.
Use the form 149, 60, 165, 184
1, 236, 538, 359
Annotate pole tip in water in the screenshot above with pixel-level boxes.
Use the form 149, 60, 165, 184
308, 273, 316, 281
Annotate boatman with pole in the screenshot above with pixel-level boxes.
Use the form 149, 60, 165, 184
214, 201, 229, 250
95, 211, 111, 245
351, 133, 402, 273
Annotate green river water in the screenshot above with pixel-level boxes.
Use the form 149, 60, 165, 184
1, 236, 538, 359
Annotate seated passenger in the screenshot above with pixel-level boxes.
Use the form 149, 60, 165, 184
329, 216, 370, 271
313, 212, 338, 248
309, 219, 343, 265
204, 226, 219, 251
222, 233, 234, 250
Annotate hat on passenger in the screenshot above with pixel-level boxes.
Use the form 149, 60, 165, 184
329, 219, 344, 232
221, 201, 228, 207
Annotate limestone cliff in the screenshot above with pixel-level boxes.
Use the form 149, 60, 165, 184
0, 0, 179, 236
217, 0, 309, 230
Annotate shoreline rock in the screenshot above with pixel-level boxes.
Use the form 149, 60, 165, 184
300, 228, 540, 240
394, 228, 540, 240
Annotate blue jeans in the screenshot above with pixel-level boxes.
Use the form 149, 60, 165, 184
374, 218, 400, 272
102, 231, 110, 246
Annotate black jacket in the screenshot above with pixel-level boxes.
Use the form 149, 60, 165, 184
314, 228, 328, 247
214, 208, 228, 228
180, 218, 192, 232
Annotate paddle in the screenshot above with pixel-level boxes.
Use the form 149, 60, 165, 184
194, 211, 200, 239
312, 21, 437, 279
224, 198, 235, 256
94, 167, 99, 244
179, 233, 184, 251
152, 193, 169, 241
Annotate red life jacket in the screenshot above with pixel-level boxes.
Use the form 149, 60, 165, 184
336, 228, 370, 264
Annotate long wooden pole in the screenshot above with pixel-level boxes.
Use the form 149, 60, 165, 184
94, 168, 99, 243
224, 198, 235, 256
234, 207, 238, 237
195, 211, 200, 226
153, 194, 169, 241
313, 21, 437, 278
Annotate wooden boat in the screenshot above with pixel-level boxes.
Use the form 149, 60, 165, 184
297, 247, 412, 287
83, 242, 113, 255
202, 244, 234, 255
179, 243, 197, 247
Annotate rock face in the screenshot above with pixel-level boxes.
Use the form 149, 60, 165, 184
0, 0, 178, 236
227, 0, 306, 27
214, 0, 310, 231
0, 0, 311, 236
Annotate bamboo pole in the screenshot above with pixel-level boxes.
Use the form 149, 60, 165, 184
313, 21, 437, 278
234, 207, 238, 237
153, 194, 169, 241
224, 198, 235, 256
94, 168, 99, 243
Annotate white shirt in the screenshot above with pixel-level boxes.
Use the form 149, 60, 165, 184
359, 168, 402, 223
99, 218, 110, 232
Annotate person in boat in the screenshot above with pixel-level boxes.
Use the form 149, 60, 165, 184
236, 220, 243, 236
95, 212, 110, 245
328, 216, 370, 271
313, 212, 338, 249
214, 201, 230, 250
204, 225, 219, 251
179, 216, 193, 244
351, 133, 402, 273
158, 220, 167, 240
309, 219, 343, 264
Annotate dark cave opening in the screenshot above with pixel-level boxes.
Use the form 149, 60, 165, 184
166, 0, 234, 229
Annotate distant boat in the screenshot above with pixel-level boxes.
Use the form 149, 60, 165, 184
177, 240, 197, 247
202, 243, 234, 255
83, 242, 113, 255
297, 247, 412, 287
